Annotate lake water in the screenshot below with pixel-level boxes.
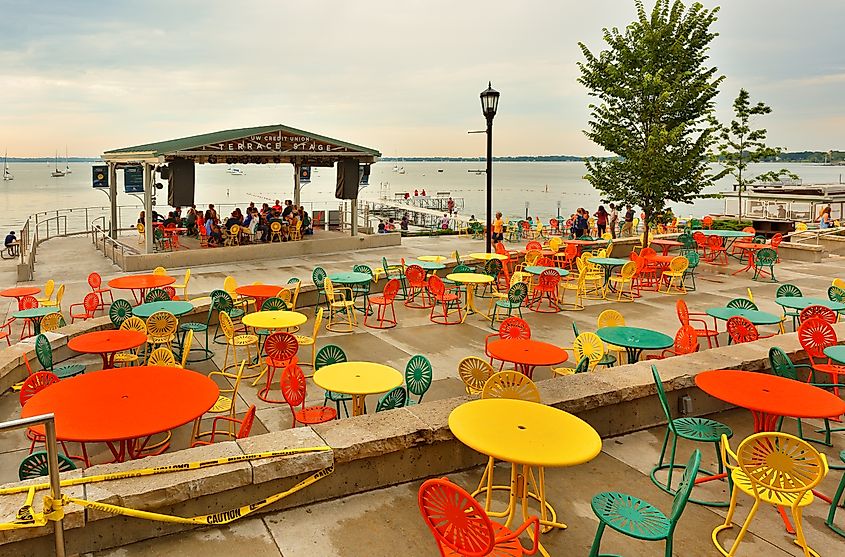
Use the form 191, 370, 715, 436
2, 160, 841, 231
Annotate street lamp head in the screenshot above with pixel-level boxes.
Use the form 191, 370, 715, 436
480, 81, 499, 119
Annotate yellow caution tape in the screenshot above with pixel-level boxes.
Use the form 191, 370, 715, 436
0, 446, 333, 530
0, 446, 332, 495
67, 464, 333, 525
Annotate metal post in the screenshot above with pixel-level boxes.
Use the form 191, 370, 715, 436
0, 414, 65, 557
143, 163, 154, 253
109, 163, 118, 239
293, 162, 301, 207
485, 117, 493, 253
351, 199, 358, 236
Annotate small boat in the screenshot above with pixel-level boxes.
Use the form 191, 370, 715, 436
226, 167, 244, 176
392, 164, 399, 173
2, 151, 12, 181
64, 148, 72, 174
51, 152, 65, 177
437, 169, 444, 173
397, 167, 405, 174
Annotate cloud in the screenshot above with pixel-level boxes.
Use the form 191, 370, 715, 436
0, 0, 843, 156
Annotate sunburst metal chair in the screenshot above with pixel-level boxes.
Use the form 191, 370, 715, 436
649, 365, 731, 506
713, 432, 828, 557
590, 450, 701, 557
316, 344, 350, 417
219, 312, 259, 374
193, 361, 247, 444
324, 277, 357, 332
404, 355, 432, 405
458, 356, 495, 396
281, 362, 337, 427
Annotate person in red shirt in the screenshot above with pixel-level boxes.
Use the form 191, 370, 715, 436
272, 199, 283, 212
594, 205, 609, 237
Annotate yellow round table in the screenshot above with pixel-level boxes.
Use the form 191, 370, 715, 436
242, 310, 307, 330
445, 272, 494, 323
449, 399, 601, 546
418, 255, 447, 263
469, 252, 508, 261
313, 362, 403, 416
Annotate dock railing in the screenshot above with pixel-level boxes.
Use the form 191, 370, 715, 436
0, 413, 66, 557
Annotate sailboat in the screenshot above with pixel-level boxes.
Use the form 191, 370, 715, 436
64, 148, 72, 174
2, 151, 13, 181
226, 166, 244, 176
51, 152, 65, 177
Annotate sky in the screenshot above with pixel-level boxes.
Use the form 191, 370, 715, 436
0, 0, 843, 158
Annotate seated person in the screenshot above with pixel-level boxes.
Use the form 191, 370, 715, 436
377, 220, 386, 233
300, 210, 312, 235
163, 212, 178, 227
208, 222, 223, 246
4, 230, 17, 251
386, 218, 396, 231
400, 214, 409, 231
224, 211, 240, 230
185, 206, 198, 235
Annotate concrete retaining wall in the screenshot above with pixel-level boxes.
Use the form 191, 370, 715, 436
2, 317, 839, 556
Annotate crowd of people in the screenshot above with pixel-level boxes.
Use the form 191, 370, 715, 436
138, 199, 313, 247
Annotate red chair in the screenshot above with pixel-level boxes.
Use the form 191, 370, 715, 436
706, 235, 728, 265
702, 215, 713, 229
647, 325, 698, 360
549, 218, 560, 235
365, 278, 400, 329
19, 371, 76, 459
559, 243, 579, 270
769, 232, 783, 262
495, 242, 518, 274
797, 318, 845, 395
525, 240, 542, 252
799, 304, 837, 325
17, 295, 39, 339
726, 316, 758, 344
427, 275, 463, 325
88, 272, 114, 310
418, 477, 539, 557
676, 299, 719, 349
191, 405, 256, 447
637, 248, 659, 289
258, 332, 299, 402
0, 317, 13, 346
404, 265, 433, 309
69, 292, 101, 323
530, 269, 561, 313
280, 362, 337, 427
485, 316, 531, 368
163, 286, 177, 300
535, 256, 555, 267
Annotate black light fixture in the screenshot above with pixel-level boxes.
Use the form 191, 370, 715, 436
480, 82, 499, 253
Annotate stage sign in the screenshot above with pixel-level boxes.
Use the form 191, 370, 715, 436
197, 131, 355, 153
300, 165, 311, 183
124, 165, 144, 193
92, 165, 108, 188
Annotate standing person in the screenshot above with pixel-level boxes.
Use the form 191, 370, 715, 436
207, 204, 218, 223
575, 209, 589, 238
440, 214, 450, 230
137, 211, 146, 226
608, 203, 618, 239
447, 197, 455, 215
622, 205, 635, 237
186, 205, 198, 236
492, 212, 504, 243
594, 205, 609, 237
819, 206, 833, 229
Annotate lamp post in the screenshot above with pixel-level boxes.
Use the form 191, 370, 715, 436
480, 82, 499, 253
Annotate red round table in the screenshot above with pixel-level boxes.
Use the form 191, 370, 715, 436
22, 366, 218, 464
487, 339, 568, 379
696, 369, 845, 533
696, 369, 845, 432
68, 330, 148, 367
1, 286, 40, 300
235, 284, 286, 312
650, 239, 682, 255
108, 274, 175, 304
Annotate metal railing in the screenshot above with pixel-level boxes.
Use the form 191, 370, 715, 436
788, 226, 845, 245
18, 217, 36, 281
37, 215, 68, 240
0, 413, 65, 557
90, 224, 136, 266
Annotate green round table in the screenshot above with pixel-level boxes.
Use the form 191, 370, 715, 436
588, 257, 630, 286
596, 326, 674, 362
699, 230, 753, 238
417, 261, 446, 271
524, 266, 570, 277
13, 307, 59, 335
775, 296, 845, 312
705, 307, 781, 325
328, 272, 373, 314
132, 301, 194, 319
823, 346, 845, 365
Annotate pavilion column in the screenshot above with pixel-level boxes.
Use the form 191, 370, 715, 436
143, 162, 154, 253
293, 161, 301, 207
351, 199, 358, 236
108, 163, 118, 239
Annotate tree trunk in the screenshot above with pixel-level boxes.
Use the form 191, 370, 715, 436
642, 212, 650, 248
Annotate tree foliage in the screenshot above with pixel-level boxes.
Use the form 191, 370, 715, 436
713, 89, 797, 219
578, 0, 724, 244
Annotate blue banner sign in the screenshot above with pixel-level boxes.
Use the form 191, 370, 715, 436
124, 165, 144, 193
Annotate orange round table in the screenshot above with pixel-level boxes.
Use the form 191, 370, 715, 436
108, 274, 175, 304
487, 339, 568, 379
68, 330, 148, 367
650, 239, 682, 255
22, 366, 218, 463
0, 286, 40, 300
696, 369, 845, 432
235, 284, 285, 312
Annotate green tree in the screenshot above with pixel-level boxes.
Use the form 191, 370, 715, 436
713, 89, 797, 220
578, 0, 724, 245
